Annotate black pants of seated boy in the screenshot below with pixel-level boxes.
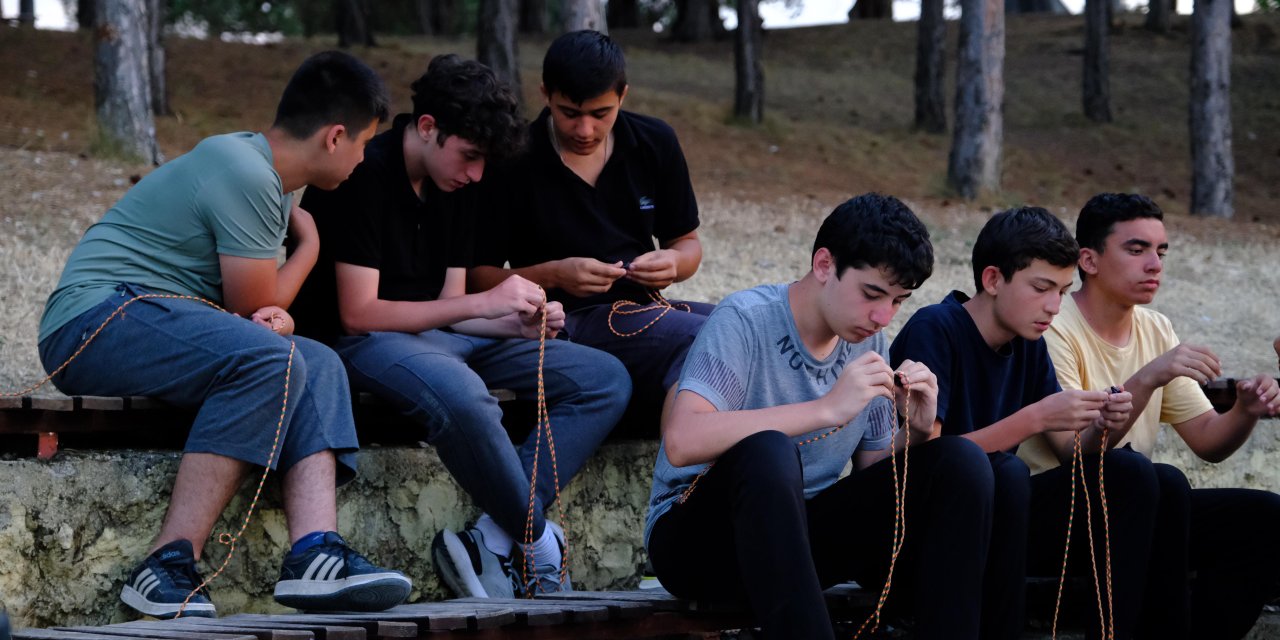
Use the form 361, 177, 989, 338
648, 431, 995, 640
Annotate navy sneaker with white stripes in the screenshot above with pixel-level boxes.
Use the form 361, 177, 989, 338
273, 531, 411, 611
119, 539, 217, 619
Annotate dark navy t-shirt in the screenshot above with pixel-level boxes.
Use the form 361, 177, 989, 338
888, 291, 1060, 450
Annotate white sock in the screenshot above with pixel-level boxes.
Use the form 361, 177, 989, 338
474, 513, 514, 558
528, 522, 562, 568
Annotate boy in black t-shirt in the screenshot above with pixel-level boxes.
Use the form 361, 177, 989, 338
293, 55, 631, 599
470, 30, 710, 431
889, 208, 1155, 640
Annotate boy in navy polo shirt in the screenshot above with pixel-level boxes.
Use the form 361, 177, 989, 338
647, 194, 997, 640
292, 55, 630, 599
470, 30, 709, 432
889, 207, 1154, 640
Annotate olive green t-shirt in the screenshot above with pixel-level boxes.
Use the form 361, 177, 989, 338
39, 132, 291, 342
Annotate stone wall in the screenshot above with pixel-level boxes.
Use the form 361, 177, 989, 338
0, 441, 659, 628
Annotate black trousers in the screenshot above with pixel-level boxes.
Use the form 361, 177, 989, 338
648, 432, 995, 640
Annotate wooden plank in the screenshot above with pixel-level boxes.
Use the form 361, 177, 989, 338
451, 598, 613, 624
15, 631, 136, 640
0, 396, 24, 409
300, 604, 516, 632
176, 618, 362, 640
534, 590, 698, 612
29, 396, 75, 411
119, 621, 311, 640
59, 626, 256, 640
521, 595, 652, 620
228, 616, 415, 639
79, 396, 126, 410
450, 610, 753, 640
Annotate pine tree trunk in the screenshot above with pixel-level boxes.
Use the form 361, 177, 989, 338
607, 0, 640, 29
947, 0, 1004, 199
672, 0, 722, 42
848, 0, 893, 19
1083, 0, 1111, 122
146, 0, 168, 117
1145, 0, 1171, 33
438, 0, 460, 34
562, 0, 606, 33
18, 0, 35, 26
519, 0, 547, 33
733, 0, 763, 123
94, 0, 160, 165
478, 0, 521, 98
1189, 0, 1233, 218
77, 0, 97, 30
336, 0, 375, 47
416, 0, 434, 34
914, 0, 946, 133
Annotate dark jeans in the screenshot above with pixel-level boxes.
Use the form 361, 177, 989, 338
1138, 464, 1280, 640
648, 432, 994, 640
564, 299, 714, 434
1028, 447, 1161, 640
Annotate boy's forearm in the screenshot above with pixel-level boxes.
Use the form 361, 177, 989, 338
469, 263, 560, 292
340, 295, 481, 336
275, 242, 318, 309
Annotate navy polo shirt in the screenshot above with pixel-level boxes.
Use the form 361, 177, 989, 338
292, 114, 476, 345
475, 108, 699, 312
888, 291, 1061, 449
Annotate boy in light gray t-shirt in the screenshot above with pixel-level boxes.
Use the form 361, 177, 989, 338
644, 194, 996, 640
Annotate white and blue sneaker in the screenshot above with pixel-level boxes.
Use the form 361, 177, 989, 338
119, 539, 217, 619
515, 521, 573, 597
431, 526, 517, 599
273, 532, 411, 611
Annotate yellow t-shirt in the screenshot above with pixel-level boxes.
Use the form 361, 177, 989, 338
1018, 294, 1214, 474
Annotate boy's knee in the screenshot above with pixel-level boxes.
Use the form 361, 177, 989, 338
932, 436, 995, 485
990, 452, 1031, 502
722, 430, 803, 485
1153, 462, 1192, 499
1101, 447, 1159, 500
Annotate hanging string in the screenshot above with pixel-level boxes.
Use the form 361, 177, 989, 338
522, 290, 571, 596
1051, 420, 1115, 640
607, 289, 692, 338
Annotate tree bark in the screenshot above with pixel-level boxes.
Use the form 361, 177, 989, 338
848, 0, 893, 20
1189, 0, 1233, 218
478, 0, 522, 99
77, 0, 97, 30
519, 0, 547, 33
607, 0, 641, 29
947, 0, 1004, 199
416, 0, 434, 34
914, 0, 946, 133
733, 0, 763, 123
1144, 0, 1171, 33
562, 0, 606, 33
671, 0, 724, 42
336, 0, 376, 48
18, 0, 35, 26
1004, 0, 1068, 12
1083, 0, 1111, 122
145, 0, 168, 117
94, 0, 160, 165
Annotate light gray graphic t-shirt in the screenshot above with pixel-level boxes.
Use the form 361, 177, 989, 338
644, 283, 895, 547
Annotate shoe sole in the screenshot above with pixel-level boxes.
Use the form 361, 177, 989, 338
120, 586, 216, 619
274, 573, 412, 612
434, 530, 489, 598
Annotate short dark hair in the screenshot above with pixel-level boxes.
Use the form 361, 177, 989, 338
542, 30, 627, 104
411, 54, 526, 163
273, 50, 389, 140
812, 193, 934, 289
971, 206, 1079, 292
1075, 193, 1165, 278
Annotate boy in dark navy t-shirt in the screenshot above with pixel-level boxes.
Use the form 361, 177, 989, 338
890, 207, 1155, 640
471, 31, 709, 431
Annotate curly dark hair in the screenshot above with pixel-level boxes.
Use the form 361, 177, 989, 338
971, 206, 1079, 292
411, 54, 526, 162
812, 193, 934, 289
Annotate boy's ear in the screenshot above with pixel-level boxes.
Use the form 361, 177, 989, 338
980, 265, 1004, 296
322, 124, 347, 153
539, 83, 550, 104
1078, 248, 1100, 277
617, 84, 629, 106
416, 114, 437, 140
812, 247, 836, 284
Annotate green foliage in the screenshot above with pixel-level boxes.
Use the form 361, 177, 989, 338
165, 0, 457, 38
1258, 0, 1279, 12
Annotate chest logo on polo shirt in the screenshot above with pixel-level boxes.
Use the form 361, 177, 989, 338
638, 196, 655, 211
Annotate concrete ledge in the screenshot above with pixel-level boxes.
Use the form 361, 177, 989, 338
0, 441, 659, 628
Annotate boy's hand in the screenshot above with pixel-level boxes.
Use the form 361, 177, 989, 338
894, 359, 939, 438
820, 351, 895, 427
1140, 343, 1222, 387
516, 301, 566, 340
626, 249, 680, 289
1034, 389, 1108, 433
1237, 374, 1280, 417
287, 205, 318, 248
250, 306, 294, 336
479, 275, 545, 319
1098, 386, 1133, 431
555, 257, 627, 297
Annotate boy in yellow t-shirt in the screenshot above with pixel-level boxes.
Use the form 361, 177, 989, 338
1026, 193, 1280, 639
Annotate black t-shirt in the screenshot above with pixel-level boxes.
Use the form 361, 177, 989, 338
476, 108, 699, 312
292, 114, 476, 345
888, 291, 1061, 451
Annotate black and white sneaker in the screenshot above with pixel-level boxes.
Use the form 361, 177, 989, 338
273, 532, 411, 611
431, 526, 517, 599
119, 539, 217, 619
